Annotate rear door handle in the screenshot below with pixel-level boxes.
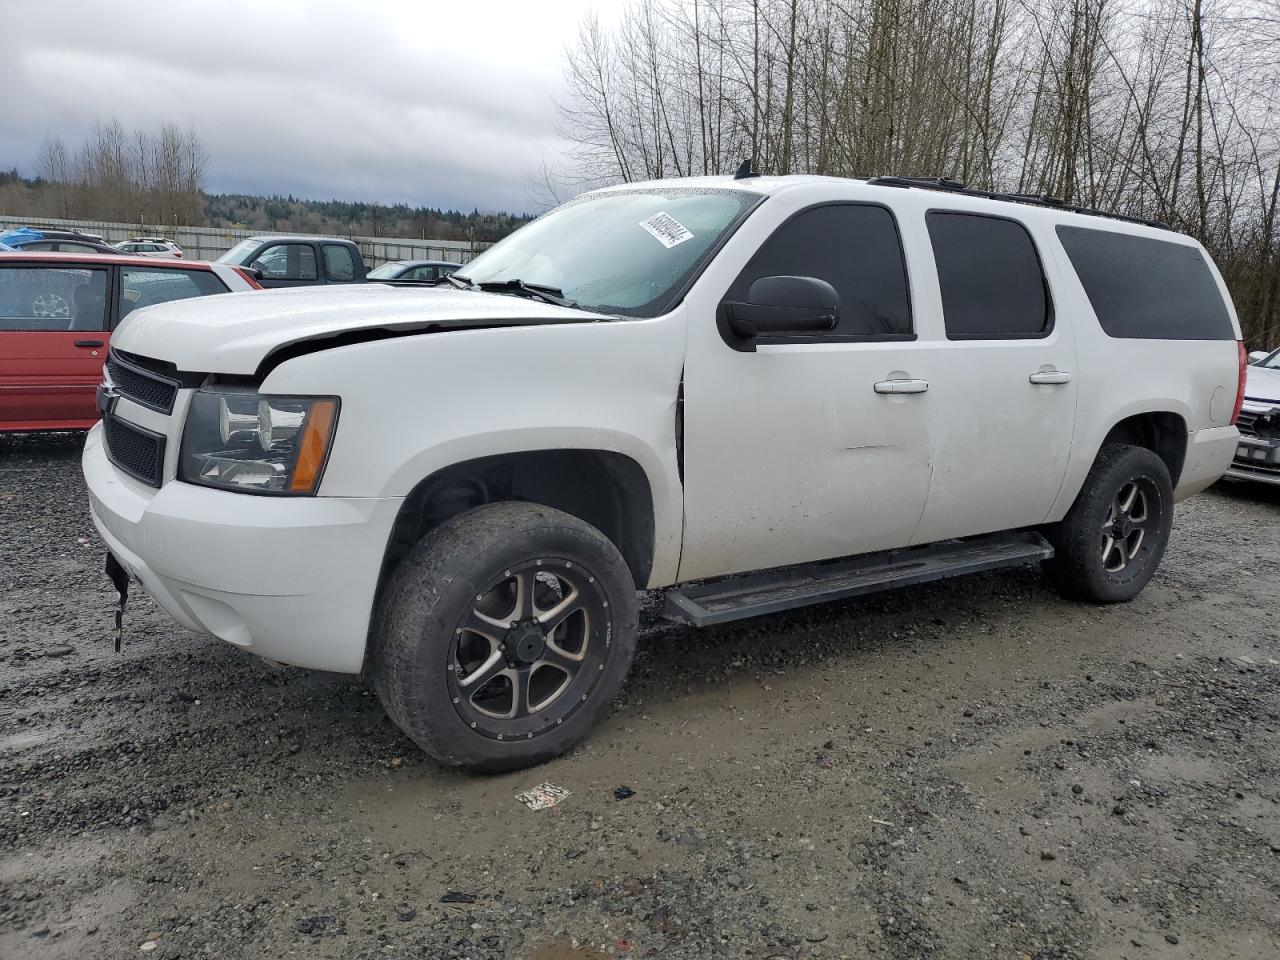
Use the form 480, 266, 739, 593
1029, 370, 1071, 385
74, 339, 105, 348
874, 379, 929, 395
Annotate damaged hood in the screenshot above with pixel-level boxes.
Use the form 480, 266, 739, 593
110, 284, 613, 374
1244, 363, 1280, 405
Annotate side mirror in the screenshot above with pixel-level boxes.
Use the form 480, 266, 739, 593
1248, 350, 1268, 364
722, 276, 839, 349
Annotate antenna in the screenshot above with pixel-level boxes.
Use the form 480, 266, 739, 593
733, 158, 757, 180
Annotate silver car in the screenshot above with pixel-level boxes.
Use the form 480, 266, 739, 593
1227, 347, 1280, 485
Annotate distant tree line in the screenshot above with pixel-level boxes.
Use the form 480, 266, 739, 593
0, 120, 532, 244
202, 193, 531, 243
557, 0, 1280, 349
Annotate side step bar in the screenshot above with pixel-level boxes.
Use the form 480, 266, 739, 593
663, 532, 1054, 627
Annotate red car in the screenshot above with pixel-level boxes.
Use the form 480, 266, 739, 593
0, 252, 261, 432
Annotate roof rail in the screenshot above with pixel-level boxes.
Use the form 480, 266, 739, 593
865, 176, 1171, 231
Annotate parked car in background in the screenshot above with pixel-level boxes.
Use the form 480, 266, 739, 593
1, 227, 122, 256
83, 173, 1244, 772
1226, 347, 1280, 485
116, 237, 184, 258
367, 259, 462, 283
0, 252, 260, 432
217, 235, 366, 288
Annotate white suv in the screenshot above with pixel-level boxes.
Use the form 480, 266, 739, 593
116, 237, 184, 258
82, 174, 1245, 771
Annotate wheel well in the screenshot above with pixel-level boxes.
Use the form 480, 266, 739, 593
1102, 412, 1188, 485
378, 450, 655, 594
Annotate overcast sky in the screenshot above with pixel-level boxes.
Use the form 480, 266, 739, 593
0, 0, 609, 213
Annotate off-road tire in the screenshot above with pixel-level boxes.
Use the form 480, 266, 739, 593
1045, 442, 1174, 603
369, 502, 638, 772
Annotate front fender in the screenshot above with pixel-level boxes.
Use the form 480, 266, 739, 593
259, 315, 688, 587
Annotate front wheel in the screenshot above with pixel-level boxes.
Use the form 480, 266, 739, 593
1045, 442, 1174, 603
370, 502, 638, 772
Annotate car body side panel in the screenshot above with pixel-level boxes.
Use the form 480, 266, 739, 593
1044, 234, 1242, 516
259, 317, 689, 588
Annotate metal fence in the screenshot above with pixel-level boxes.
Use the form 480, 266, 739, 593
0, 214, 489, 267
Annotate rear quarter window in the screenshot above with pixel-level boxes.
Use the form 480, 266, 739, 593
1056, 226, 1234, 340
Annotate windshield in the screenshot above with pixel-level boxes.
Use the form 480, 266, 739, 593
460, 188, 761, 317
366, 262, 403, 279
1258, 348, 1280, 370
217, 238, 265, 264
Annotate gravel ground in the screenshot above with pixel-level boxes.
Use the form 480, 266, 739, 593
1, 431, 1278, 960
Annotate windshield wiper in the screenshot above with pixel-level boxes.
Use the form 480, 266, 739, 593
442, 273, 475, 290
471, 278, 578, 309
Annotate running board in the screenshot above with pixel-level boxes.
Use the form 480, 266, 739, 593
663, 532, 1054, 627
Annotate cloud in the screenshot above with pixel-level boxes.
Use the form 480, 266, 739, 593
0, 0, 602, 212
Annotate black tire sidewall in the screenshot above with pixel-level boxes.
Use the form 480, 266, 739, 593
1052, 444, 1174, 603
372, 503, 638, 772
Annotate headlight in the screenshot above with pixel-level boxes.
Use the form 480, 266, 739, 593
179, 388, 339, 495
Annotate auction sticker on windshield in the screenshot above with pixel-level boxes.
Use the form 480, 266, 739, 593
639, 212, 694, 249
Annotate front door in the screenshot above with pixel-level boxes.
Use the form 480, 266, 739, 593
908, 211, 1077, 544
0, 263, 111, 429
249, 242, 321, 288
679, 200, 934, 582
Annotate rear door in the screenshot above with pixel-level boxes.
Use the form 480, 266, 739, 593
908, 211, 1077, 544
0, 262, 112, 429
321, 243, 360, 283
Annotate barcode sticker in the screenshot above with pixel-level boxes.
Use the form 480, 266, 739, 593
639, 212, 694, 249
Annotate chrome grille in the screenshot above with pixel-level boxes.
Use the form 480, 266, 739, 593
104, 414, 166, 487
1238, 403, 1280, 440
106, 350, 179, 415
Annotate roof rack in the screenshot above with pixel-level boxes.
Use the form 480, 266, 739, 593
865, 176, 1171, 231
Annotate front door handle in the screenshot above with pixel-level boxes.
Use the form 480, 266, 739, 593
74, 339, 105, 348
874, 378, 929, 395
1029, 370, 1071, 385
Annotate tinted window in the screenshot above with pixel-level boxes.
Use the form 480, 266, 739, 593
1056, 226, 1234, 340
409, 266, 437, 281
927, 213, 1049, 338
323, 244, 356, 281
251, 243, 318, 281
23, 241, 58, 251
59, 242, 102, 254
727, 204, 911, 336
0, 266, 109, 331
119, 268, 228, 321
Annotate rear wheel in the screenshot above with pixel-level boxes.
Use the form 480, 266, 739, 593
1045, 442, 1174, 603
370, 502, 638, 772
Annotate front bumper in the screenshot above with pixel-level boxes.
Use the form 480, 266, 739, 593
83, 422, 403, 672
1225, 434, 1280, 486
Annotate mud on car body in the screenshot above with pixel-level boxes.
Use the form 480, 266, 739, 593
83, 173, 1245, 771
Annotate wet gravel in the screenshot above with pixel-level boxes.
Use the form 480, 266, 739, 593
1, 431, 1278, 959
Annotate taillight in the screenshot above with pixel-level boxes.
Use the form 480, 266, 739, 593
1231, 340, 1247, 425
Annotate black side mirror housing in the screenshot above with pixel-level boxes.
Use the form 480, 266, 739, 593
721, 275, 839, 350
